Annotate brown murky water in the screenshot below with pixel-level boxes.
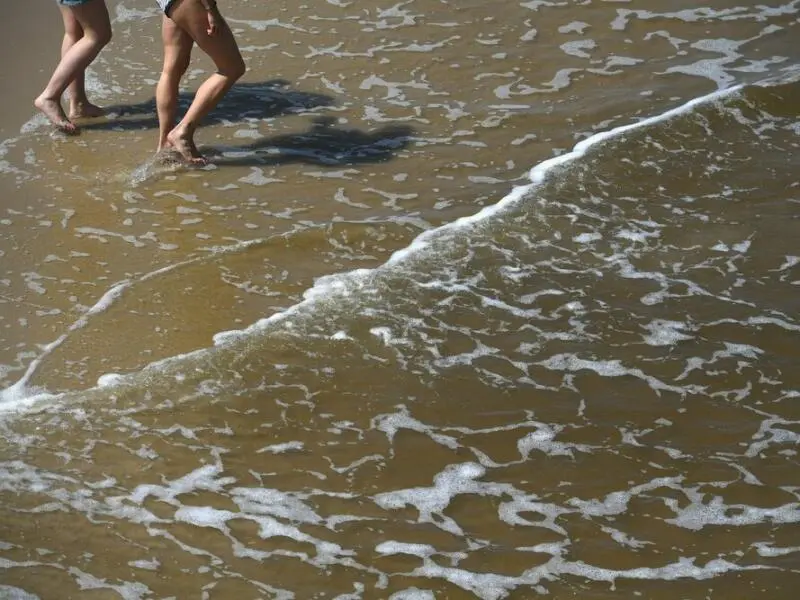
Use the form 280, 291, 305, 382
1, 0, 799, 598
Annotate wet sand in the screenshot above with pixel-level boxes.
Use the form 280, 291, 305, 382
1, 1, 800, 598
1, 1, 64, 137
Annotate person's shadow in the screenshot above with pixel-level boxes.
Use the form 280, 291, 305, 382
85, 79, 414, 167
207, 116, 413, 167
82, 79, 336, 132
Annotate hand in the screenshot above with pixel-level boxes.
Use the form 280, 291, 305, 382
206, 10, 221, 36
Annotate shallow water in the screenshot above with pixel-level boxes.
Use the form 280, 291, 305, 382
1, 0, 799, 598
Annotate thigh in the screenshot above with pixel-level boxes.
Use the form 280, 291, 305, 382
69, 0, 111, 39
162, 14, 193, 69
168, 0, 243, 74
59, 6, 84, 38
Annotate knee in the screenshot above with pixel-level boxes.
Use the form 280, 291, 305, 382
225, 58, 246, 82
63, 25, 83, 44
162, 58, 190, 83
98, 27, 112, 47
90, 25, 112, 48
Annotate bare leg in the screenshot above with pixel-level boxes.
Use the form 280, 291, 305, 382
34, 0, 111, 133
165, 0, 246, 163
61, 8, 104, 119
156, 15, 193, 152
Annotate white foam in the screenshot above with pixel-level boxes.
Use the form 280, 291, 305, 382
665, 490, 800, 530
775, 255, 799, 271
370, 327, 394, 345
114, 4, 160, 23
207, 85, 744, 359
538, 353, 693, 395
573, 232, 602, 243
373, 408, 460, 452
3, 85, 747, 411
232, 487, 324, 525
642, 319, 694, 346
0, 233, 304, 412
745, 415, 800, 458
517, 424, 593, 458
130, 463, 234, 506
0, 585, 40, 600
256, 441, 305, 454
97, 373, 126, 388
70, 565, 151, 599
376, 541, 435, 557
560, 39, 597, 58
127, 559, 160, 571
388, 589, 436, 600
569, 477, 683, 517
0, 382, 56, 414
754, 542, 800, 557
374, 462, 514, 536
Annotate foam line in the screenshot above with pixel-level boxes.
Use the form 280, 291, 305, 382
0, 232, 306, 409
213, 84, 743, 345
385, 85, 743, 266
1, 85, 745, 409
0, 280, 132, 407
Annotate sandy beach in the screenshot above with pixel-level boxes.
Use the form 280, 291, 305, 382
1, 2, 65, 136
1, 1, 799, 598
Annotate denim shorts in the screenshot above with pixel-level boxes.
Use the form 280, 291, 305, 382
57, 0, 96, 6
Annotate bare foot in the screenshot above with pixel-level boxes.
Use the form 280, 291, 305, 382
69, 102, 105, 119
153, 142, 184, 166
166, 127, 208, 165
34, 95, 79, 135
157, 137, 173, 154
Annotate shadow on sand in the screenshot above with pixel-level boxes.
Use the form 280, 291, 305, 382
82, 79, 336, 132
122, 82, 415, 184
206, 116, 414, 168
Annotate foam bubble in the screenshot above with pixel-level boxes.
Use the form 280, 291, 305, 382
0, 585, 40, 600
642, 320, 694, 346
388, 589, 436, 600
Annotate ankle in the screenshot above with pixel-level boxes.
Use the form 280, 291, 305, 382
170, 123, 195, 137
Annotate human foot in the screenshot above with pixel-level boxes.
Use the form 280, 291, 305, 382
156, 135, 173, 153
34, 95, 79, 134
166, 127, 208, 165
69, 101, 105, 119
154, 141, 180, 161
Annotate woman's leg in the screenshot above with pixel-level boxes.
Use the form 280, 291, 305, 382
35, 0, 112, 133
60, 7, 104, 119
156, 15, 193, 151
165, 0, 246, 162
